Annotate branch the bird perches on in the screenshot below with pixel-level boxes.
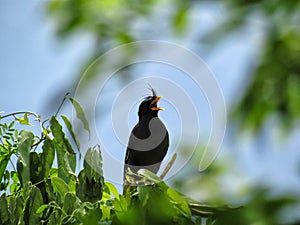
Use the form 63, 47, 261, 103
160, 153, 177, 180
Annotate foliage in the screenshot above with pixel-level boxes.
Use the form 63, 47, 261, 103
0, 101, 240, 224
203, 0, 300, 131
46, 0, 300, 133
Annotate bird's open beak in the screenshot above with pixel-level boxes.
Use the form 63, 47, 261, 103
151, 96, 164, 111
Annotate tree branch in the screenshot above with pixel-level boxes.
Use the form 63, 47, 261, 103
160, 153, 177, 179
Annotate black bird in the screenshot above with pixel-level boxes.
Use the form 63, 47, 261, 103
123, 87, 169, 190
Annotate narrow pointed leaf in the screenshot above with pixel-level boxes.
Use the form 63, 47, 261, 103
50, 116, 75, 183
0, 158, 9, 182
69, 98, 90, 138
39, 136, 55, 179
61, 115, 80, 150
17, 130, 34, 186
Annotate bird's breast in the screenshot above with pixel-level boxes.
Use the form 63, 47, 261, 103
128, 117, 167, 152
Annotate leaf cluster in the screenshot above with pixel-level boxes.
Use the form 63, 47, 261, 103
1, 100, 237, 225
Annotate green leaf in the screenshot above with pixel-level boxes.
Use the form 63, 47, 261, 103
75, 146, 104, 203
69, 98, 90, 138
50, 116, 75, 183
61, 115, 81, 150
105, 182, 119, 201
138, 169, 163, 183
76, 169, 103, 203
48, 208, 62, 225
36, 204, 48, 214
10, 171, 20, 194
166, 187, 191, 216
0, 194, 10, 224
114, 195, 128, 212
16, 113, 32, 126
63, 192, 78, 215
51, 177, 70, 198
50, 116, 74, 154
100, 204, 111, 220
17, 130, 34, 187
0, 158, 9, 183
29, 152, 40, 184
137, 185, 150, 207
24, 186, 43, 224
84, 145, 103, 183
39, 137, 55, 180
7, 196, 24, 225
64, 152, 76, 172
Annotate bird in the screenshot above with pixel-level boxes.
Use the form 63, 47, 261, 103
123, 87, 169, 192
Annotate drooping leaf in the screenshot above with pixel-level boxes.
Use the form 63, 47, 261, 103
51, 176, 70, 199
105, 182, 120, 201
7, 195, 24, 225
50, 116, 74, 155
17, 130, 34, 187
0, 194, 10, 224
50, 116, 75, 183
76, 169, 103, 203
29, 152, 40, 184
23, 186, 43, 225
69, 98, 91, 138
63, 192, 78, 215
75, 146, 104, 202
39, 136, 55, 180
0, 157, 9, 183
84, 145, 103, 183
114, 195, 128, 212
61, 115, 81, 150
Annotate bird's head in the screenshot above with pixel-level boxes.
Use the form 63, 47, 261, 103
138, 87, 164, 117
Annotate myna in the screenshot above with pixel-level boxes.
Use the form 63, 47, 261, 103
123, 87, 169, 191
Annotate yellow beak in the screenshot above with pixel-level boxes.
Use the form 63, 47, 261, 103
150, 96, 164, 111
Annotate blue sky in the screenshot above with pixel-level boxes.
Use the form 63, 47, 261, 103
1, 1, 300, 210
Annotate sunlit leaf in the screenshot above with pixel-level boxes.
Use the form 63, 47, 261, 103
36, 204, 48, 214
166, 187, 191, 216
138, 169, 162, 183
105, 182, 120, 201
16, 113, 32, 126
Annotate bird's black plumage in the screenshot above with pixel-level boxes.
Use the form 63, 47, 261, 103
123, 88, 169, 190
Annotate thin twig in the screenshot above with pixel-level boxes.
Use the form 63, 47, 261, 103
0, 111, 39, 120
160, 153, 177, 179
54, 92, 70, 117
